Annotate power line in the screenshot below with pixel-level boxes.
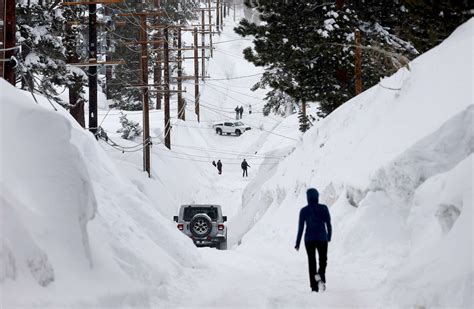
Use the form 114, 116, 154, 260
213, 48, 245, 60
153, 152, 280, 166
155, 148, 281, 162
204, 81, 264, 100
213, 38, 252, 44
171, 144, 285, 159
206, 73, 263, 81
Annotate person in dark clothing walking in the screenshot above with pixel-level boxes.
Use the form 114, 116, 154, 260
295, 188, 332, 292
216, 160, 222, 175
241, 159, 250, 177
235, 106, 239, 120
239, 106, 244, 119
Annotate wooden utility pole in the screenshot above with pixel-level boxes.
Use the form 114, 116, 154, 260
153, 0, 162, 109
154, 30, 162, 110
177, 27, 184, 120
105, 7, 112, 100
118, 11, 164, 177
220, 0, 224, 31
194, 27, 200, 122
207, 0, 213, 57
139, 15, 151, 176
3, 0, 16, 85
216, 0, 220, 34
201, 10, 206, 81
163, 27, 171, 149
62, 0, 123, 129
355, 29, 362, 95
88, 3, 98, 135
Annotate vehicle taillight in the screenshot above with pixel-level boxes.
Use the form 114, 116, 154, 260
218, 224, 224, 231
177, 224, 184, 230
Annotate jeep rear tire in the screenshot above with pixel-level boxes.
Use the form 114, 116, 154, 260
235, 130, 241, 136
190, 214, 212, 238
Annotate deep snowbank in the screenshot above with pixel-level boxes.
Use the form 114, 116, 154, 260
0, 79, 201, 307
235, 19, 473, 307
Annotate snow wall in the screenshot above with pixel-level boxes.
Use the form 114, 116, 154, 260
230, 19, 473, 308
0, 79, 202, 307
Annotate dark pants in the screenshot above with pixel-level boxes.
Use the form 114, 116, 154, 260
242, 168, 248, 177
305, 240, 328, 290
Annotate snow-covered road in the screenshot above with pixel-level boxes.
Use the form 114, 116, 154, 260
2, 6, 472, 308
153, 245, 389, 308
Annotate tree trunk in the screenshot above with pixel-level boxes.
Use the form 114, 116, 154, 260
66, 18, 85, 127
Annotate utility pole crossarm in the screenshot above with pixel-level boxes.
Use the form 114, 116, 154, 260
117, 11, 164, 17
149, 25, 189, 29
123, 40, 165, 45
173, 75, 210, 80
193, 7, 216, 11
151, 89, 187, 93
67, 60, 125, 67
151, 46, 214, 51
61, 0, 123, 6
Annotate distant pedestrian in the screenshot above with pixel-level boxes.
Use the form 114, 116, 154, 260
249, 104, 252, 114
295, 188, 332, 293
235, 106, 239, 120
212, 160, 216, 167
241, 159, 250, 177
239, 106, 244, 119
217, 160, 223, 175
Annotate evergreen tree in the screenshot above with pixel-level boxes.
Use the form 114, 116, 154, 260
352, 0, 473, 53
235, 0, 468, 126
16, 3, 80, 105
298, 106, 311, 133
261, 88, 294, 116
63, 7, 88, 126
117, 112, 142, 140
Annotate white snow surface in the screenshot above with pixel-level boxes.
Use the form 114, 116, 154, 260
1, 8, 473, 309
0, 80, 201, 307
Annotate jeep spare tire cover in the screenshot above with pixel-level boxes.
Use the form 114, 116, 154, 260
190, 214, 212, 237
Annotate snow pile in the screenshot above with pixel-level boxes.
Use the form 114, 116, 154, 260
0, 79, 200, 307
234, 19, 473, 307
1, 8, 472, 307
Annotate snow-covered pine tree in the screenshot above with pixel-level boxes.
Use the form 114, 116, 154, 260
117, 112, 142, 140
63, 7, 88, 127
352, 0, 473, 53
261, 88, 294, 117
234, 0, 423, 126
16, 3, 75, 105
298, 106, 311, 133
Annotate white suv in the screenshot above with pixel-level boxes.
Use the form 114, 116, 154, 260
212, 121, 251, 136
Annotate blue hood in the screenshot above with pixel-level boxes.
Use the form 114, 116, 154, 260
306, 188, 319, 206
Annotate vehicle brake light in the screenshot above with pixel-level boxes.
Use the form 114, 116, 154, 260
218, 224, 224, 231
177, 224, 184, 230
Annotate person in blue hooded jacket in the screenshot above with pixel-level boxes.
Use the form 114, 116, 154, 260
295, 188, 332, 292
